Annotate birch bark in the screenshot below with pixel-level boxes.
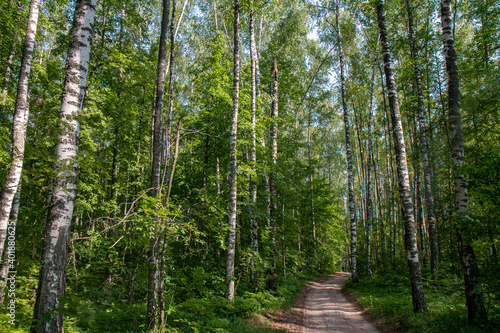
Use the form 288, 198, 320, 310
406, 0, 438, 279
268, 56, 279, 291
0, 0, 40, 263
441, 0, 487, 324
366, 50, 378, 277
335, 1, 358, 283
227, 0, 240, 301
249, 2, 259, 287
32, 1, 97, 331
376, 0, 427, 313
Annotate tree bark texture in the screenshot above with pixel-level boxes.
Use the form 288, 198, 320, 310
31, 1, 97, 331
268, 56, 279, 291
441, 0, 487, 324
159, 0, 177, 326
226, 0, 240, 301
0, 0, 40, 264
249, 3, 259, 287
336, 2, 358, 283
376, 0, 427, 313
366, 50, 377, 278
406, 0, 438, 278
147, 0, 170, 327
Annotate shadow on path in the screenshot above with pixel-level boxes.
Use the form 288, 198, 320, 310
303, 272, 380, 333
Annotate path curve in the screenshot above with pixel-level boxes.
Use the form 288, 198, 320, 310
303, 272, 380, 333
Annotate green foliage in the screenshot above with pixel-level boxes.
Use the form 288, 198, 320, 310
346, 268, 500, 332
2, 0, 499, 331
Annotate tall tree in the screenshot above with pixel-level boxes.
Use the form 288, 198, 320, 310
335, 1, 358, 283
405, 0, 438, 279
227, 0, 240, 301
365, 49, 378, 278
376, 0, 427, 313
31, 0, 97, 331
440, 0, 488, 324
147, 0, 171, 328
268, 55, 279, 291
249, 1, 259, 287
159, 0, 177, 327
0, 0, 40, 263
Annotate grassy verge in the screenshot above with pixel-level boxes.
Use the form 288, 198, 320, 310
345, 270, 500, 333
160, 270, 322, 332
1, 269, 322, 332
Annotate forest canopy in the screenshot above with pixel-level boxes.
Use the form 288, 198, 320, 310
0, 0, 499, 332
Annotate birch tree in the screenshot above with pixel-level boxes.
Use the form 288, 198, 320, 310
249, 1, 259, 287
268, 55, 279, 291
31, 0, 97, 331
405, 0, 438, 279
441, 0, 488, 324
227, 0, 240, 301
335, 1, 358, 283
376, 0, 426, 313
366, 49, 377, 278
0, 0, 40, 263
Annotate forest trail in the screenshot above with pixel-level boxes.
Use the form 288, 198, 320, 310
302, 272, 380, 333
266, 272, 381, 332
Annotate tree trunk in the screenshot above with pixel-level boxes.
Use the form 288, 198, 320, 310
268, 56, 279, 291
366, 49, 378, 277
307, 105, 315, 257
336, 2, 358, 283
159, 0, 176, 326
441, 0, 487, 324
0, 0, 40, 263
226, 0, 240, 301
31, 1, 97, 331
249, 2, 259, 288
147, 0, 170, 328
406, 0, 438, 280
376, 0, 427, 313
374, 142, 385, 262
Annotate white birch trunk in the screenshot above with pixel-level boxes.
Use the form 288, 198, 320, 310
226, 0, 240, 301
441, 0, 487, 324
32, 1, 97, 331
366, 51, 377, 277
376, 0, 427, 313
249, 3, 259, 287
405, 0, 438, 278
0, 0, 40, 263
336, 1, 358, 283
268, 56, 279, 291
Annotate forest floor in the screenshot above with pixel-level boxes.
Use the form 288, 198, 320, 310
254, 272, 384, 332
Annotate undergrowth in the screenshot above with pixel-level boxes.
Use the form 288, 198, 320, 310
1, 270, 321, 332
345, 267, 500, 333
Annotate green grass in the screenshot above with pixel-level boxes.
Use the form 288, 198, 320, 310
1, 270, 322, 332
345, 270, 500, 333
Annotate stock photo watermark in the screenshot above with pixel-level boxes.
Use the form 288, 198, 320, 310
6, 220, 17, 325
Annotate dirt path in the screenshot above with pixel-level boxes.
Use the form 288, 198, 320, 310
302, 272, 380, 333
262, 272, 381, 332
